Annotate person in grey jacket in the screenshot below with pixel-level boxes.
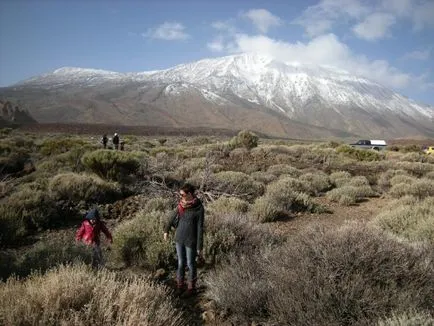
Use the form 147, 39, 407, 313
164, 183, 204, 295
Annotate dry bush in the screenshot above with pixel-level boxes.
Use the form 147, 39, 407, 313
205, 223, 434, 325
112, 210, 175, 269
376, 310, 434, 326
1, 233, 92, 280
393, 161, 434, 177
346, 175, 370, 187
336, 144, 383, 161
0, 264, 187, 326
204, 213, 281, 265
207, 196, 249, 215
171, 157, 206, 179
144, 196, 173, 212
202, 171, 265, 198
373, 197, 434, 243
389, 178, 434, 199
326, 185, 376, 206
299, 171, 331, 195
49, 172, 122, 204
250, 171, 277, 184
389, 174, 417, 186
39, 137, 87, 156
267, 164, 302, 178
329, 171, 352, 186
377, 169, 409, 191
251, 177, 322, 222
425, 171, 434, 180
228, 130, 258, 150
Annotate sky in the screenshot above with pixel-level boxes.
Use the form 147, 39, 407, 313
1, 0, 434, 105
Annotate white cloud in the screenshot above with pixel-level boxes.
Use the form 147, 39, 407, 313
293, 0, 370, 37
207, 37, 225, 52
143, 22, 189, 41
242, 9, 283, 33
402, 49, 431, 60
228, 33, 412, 89
352, 13, 396, 41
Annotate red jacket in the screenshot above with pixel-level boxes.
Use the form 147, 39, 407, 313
76, 220, 112, 245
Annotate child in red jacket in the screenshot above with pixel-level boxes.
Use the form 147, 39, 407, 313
76, 208, 112, 268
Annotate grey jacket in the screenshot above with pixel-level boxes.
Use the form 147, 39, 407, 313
165, 199, 204, 251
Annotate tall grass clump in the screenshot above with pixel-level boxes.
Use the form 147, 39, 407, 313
372, 197, 434, 243
48, 172, 122, 204
0, 264, 187, 326
205, 223, 434, 325
112, 210, 175, 269
81, 149, 144, 181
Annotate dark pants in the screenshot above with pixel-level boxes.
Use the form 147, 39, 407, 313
175, 242, 197, 284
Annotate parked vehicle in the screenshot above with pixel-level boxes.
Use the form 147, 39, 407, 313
350, 139, 387, 151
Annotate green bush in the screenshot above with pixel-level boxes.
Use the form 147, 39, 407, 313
112, 210, 175, 269
336, 144, 382, 161
373, 197, 434, 243
39, 137, 86, 156
0, 189, 59, 245
48, 173, 122, 204
81, 149, 144, 181
228, 130, 258, 150
251, 177, 322, 222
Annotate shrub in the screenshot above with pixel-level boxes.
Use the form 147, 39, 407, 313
336, 144, 382, 161
267, 164, 302, 178
0, 264, 187, 326
207, 197, 249, 215
373, 197, 434, 243
0, 152, 32, 176
81, 149, 144, 181
378, 169, 409, 191
0, 189, 59, 245
205, 223, 434, 325
329, 171, 352, 186
112, 210, 175, 269
299, 172, 331, 195
202, 171, 265, 198
389, 174, 417, 186
425, 171, 434, 180
389, 178, 434, 199
394, 161, 434, 177
204, 213, 281, 265
326, 185, 376, 205
48, 172, 122, 204
39, 137, 86, 156
251, 177, 322, 222
1, 233, 92, 280
228, 130, 258, 150
346, 175, 370, 187
250, 171, 277, 184
144, 197, 173, 212
377, 310, 434, 326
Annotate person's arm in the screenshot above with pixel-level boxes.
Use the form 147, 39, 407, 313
76, 222, 85, 242
163, 209, 178, 240
101, 222, 113, 243
196, 206, 204, 254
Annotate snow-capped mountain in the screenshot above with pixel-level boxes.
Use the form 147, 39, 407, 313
3, 53, 434, 138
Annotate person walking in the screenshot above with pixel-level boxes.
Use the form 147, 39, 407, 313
164, 183, 204, 296
76, 208, 113, 269
112, 133, 120, 150
101, 134, 108, 149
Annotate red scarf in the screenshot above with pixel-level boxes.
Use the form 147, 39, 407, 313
177, 197, 198, 216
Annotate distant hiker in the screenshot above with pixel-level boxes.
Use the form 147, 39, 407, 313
101, 134, 108, 149
164, 183, 204, 296
76, 208, 113, 269
112, 133, 120, 150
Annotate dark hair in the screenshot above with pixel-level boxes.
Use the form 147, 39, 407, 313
180, 183, 195, 195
